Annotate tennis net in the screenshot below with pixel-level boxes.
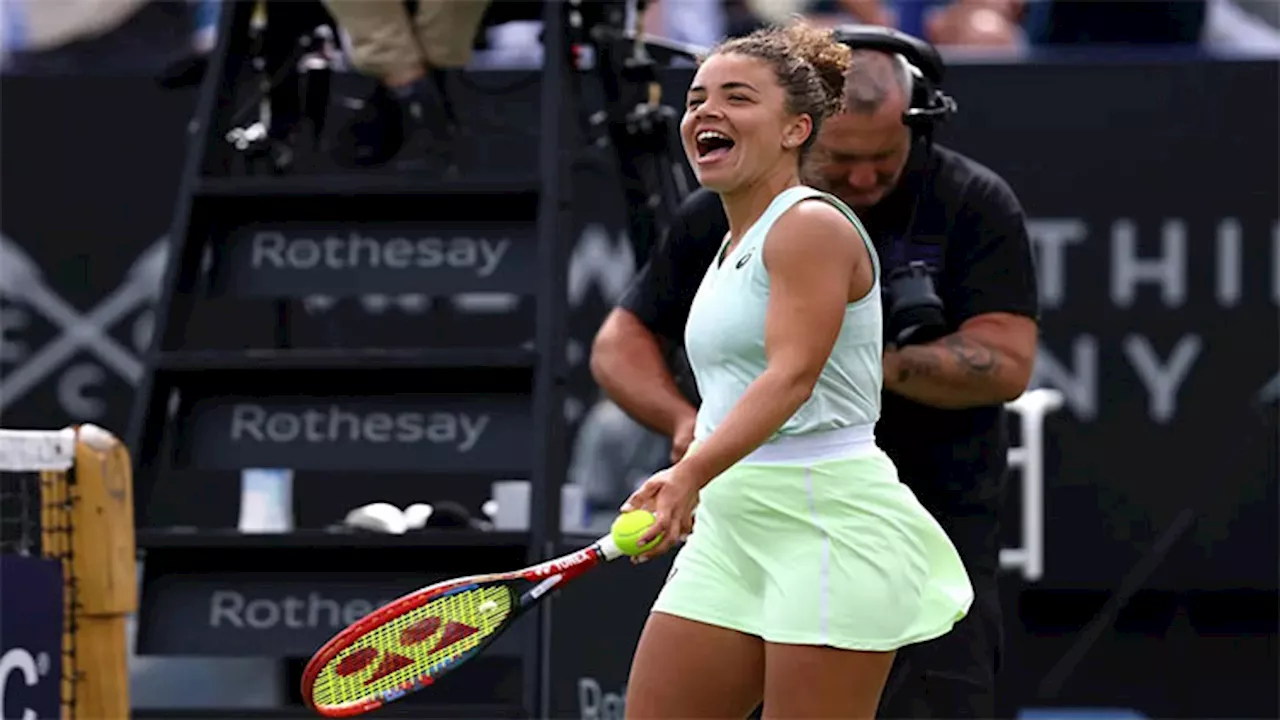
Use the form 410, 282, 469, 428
0, 425, 137, 719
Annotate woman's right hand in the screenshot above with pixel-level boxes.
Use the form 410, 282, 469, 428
621, 465, 701, 563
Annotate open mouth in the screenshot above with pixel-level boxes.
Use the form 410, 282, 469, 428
695, 130, 736, 162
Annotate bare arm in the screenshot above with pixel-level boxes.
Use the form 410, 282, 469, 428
883, 312, 1037, 408
885, 172, 1040, 408
677, 201, 872, 488
590, 308, 697, 438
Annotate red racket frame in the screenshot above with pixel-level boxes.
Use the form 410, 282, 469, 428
302, 534, 624, 717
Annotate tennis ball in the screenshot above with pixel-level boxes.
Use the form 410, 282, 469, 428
611, 510, 663, 556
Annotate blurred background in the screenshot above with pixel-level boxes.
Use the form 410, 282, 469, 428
0, 0, 1276, 718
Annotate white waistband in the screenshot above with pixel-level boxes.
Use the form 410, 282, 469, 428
742, 423, 878, 464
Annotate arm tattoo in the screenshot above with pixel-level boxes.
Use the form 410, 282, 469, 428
941, 335, 999, 375
894, 335, 1000, 384
894, 348, 943, 383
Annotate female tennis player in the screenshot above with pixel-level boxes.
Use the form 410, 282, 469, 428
619, 22, 974, 719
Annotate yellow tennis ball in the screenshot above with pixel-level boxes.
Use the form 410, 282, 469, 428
611, 510, 663, 556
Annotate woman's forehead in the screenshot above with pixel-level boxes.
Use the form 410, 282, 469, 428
690, 52, 777, 92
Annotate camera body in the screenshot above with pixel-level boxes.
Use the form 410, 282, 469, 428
883, 260, 948, 347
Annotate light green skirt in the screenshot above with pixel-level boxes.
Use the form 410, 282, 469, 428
651, 431, 973, 652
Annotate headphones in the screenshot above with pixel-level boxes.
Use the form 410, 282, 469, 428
831, 25, 958, 139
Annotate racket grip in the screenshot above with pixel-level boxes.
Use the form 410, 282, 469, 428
596, 534, 624, 561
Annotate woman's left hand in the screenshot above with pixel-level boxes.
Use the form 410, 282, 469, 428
620, 465, 700, 564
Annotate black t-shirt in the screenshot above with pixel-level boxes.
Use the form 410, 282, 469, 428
616, 144, 1039, 572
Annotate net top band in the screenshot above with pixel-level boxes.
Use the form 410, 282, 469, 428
0, 428, 77, 471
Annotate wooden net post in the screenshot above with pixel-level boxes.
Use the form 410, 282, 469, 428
61, 424, 137, 719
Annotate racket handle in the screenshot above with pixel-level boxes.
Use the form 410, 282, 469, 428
596, 534, 624, 562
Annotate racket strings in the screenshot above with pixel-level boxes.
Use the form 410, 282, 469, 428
310, 585, 513, 710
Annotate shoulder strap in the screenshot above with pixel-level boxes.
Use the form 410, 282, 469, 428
810, 190, 881, 286
728, 185, 823, 265
748, 185, 825, 244
750, 186, 883, 286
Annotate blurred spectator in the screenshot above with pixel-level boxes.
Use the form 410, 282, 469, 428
568, 399, 671, 531
1, 0, 194, 74
644, 0, 728, 52
727, 0, 1023, 49
728, 0, 893, 36
323, 0, 491, 170
725, 0, 1280, 54
923, 0, 1024, 49
0, 0, 149, 59
742, 0, 893, 27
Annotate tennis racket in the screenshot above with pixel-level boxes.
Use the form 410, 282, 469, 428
301, 533, 626, 717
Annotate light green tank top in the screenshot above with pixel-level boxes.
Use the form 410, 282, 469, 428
684, 185, 883, 442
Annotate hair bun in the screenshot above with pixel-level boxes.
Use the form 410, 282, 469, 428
781, 22, 851, 117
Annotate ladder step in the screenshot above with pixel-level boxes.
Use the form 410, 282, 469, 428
195, 174, 541, 198
156, 347, 536, 371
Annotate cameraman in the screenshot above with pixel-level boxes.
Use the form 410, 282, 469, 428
590, 34, 1038, 719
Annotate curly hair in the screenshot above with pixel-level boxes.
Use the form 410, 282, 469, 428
704, 20, 852, 156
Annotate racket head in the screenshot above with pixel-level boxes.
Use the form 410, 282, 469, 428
301, 578, 518, 717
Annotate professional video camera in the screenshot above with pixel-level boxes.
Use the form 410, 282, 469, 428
883, 261, 948, 346
833, 25, 957, 348
566, 0, 703, 258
